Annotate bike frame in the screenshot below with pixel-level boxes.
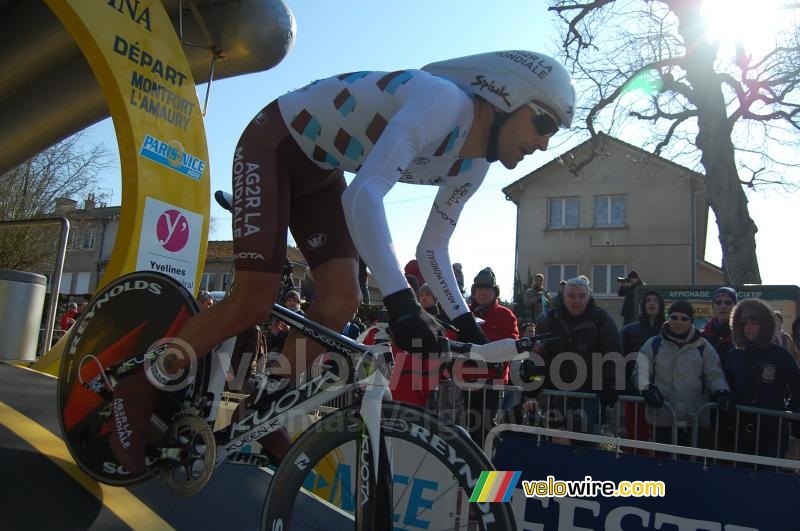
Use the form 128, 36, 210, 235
204, 302, 396, 523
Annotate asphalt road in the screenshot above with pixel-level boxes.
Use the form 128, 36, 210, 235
0, 362, 349, 531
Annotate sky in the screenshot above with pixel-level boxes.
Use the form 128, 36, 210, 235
79, 0, 799, 300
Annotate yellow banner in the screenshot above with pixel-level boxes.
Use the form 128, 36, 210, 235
35, 0, 210, 374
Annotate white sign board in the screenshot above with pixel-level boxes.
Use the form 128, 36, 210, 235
136, 197, 202, 292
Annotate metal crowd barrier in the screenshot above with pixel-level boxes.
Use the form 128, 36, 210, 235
433, 381, 800, 470
691, 402, 800, 467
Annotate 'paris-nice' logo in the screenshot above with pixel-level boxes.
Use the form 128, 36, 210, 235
156, 209, 189, 252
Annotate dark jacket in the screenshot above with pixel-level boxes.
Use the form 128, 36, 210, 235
701, 317, 734, 369
534, 299, 622, 394
619, 290, 666, 393
727, 299, 800, 412
618, 279, 644, 322
726, 299, 800, 456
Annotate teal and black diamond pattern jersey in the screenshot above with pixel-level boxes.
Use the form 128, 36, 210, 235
277, 69, 485, 185
277, 68, 490, 319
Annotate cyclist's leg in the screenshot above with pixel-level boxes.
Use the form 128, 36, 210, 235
283, 175, 361, 383
173, 272, 282, 366
281, 258, 361, 380
110, 101, 291, 473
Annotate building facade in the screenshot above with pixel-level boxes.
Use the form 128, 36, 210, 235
503, 133, 723, 324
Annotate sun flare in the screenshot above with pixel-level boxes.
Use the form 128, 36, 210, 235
701, 0, 796, 56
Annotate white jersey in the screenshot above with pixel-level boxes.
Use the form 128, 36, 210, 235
278, 69, 489, 318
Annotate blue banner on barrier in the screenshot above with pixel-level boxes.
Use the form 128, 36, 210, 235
494, 433, 797, 530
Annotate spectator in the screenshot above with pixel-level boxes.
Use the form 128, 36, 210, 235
284, 290, 304, 314
519, 321, 536, 338
503, 321, 536, 422
390, 284, 454, 409
403, 259, 425, 293
701, 287, 737, 369
550, 280, 566, 310
196, 290, 215, 311
358, 258, 370, 305
266, 318, 289, 353
342, 313, 362, 340
456, 267, 518, 443
452, 263, 465, 296
300, 266, 316, 304
60, 302, 78, 332
726, 299, 800, 457
418, 283, 450, 324
525, 276, 622, 438
620, 290, 666, 444
617, 270, 643, 326
523, 273, 552, 323
632, 300, 730, 446
773, 311, 800, 364
76, 294, 91, 317
792, 316, 800, 354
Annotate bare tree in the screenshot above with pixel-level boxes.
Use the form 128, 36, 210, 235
0, 134, 109, 270
550, 0, 800, 284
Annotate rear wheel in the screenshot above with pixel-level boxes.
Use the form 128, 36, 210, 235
57, 271, 205, 485
261, 401, 516, 531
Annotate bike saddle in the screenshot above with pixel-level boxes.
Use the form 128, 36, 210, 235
214, 190, 233, 212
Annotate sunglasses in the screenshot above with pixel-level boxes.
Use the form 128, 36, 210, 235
669, 314, 691, 322
713, 299, 734, 307
527, 102, 560, 137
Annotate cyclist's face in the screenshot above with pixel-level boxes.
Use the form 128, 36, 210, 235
496, 104, 556, 169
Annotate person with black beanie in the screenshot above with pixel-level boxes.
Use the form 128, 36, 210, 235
701, 286, 738, 369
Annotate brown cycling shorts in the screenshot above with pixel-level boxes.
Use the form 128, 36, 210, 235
232, 100, 358, 273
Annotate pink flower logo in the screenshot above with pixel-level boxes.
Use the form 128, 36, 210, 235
157, 209, 189, 252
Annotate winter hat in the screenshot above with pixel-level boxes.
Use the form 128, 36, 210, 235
627, 270, 639, 279
418, 283, 434, 299
472, 267, 497, 289
712, 286, 738, 304
668, 300, 694, 319
285, 290, 301, 301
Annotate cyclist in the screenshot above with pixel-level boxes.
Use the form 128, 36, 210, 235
110, 50, 575, 473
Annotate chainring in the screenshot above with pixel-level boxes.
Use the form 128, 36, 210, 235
156, 410, 216, 496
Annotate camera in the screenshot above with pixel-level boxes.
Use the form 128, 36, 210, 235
616, 276, 627, 283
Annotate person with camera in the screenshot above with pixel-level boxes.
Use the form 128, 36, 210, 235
617, 270, 643, 326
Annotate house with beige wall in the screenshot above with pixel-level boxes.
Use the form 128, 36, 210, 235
503, 133, 724, 324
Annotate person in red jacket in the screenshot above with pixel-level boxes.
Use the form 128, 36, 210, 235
455, 267, 519, 444
59, 302, 78, 332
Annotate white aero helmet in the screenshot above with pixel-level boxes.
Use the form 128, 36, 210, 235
422, 50, 575, 128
